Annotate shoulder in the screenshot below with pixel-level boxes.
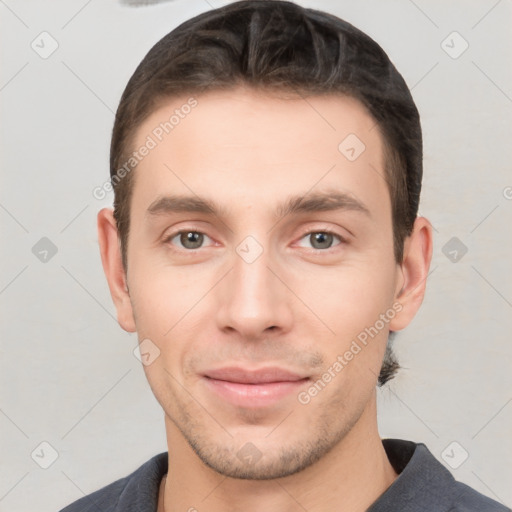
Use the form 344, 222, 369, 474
59, 452, 168, 512
375, 439, 510, 512
448, 481, 511, 512
59, 477, 127, 512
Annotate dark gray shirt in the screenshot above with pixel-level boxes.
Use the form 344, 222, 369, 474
60, 439, 510, 511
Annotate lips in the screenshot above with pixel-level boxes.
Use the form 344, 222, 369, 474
203, 366, 308, 384
201, 366, 310, 407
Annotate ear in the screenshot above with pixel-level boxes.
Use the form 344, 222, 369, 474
389, 216, 433, 331
97, 208, 136, 332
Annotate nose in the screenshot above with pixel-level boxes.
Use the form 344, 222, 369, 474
215, 239, 293, 341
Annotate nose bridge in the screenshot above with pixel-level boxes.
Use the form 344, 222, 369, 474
216, 233, 290, 337
234, 239, 272, 301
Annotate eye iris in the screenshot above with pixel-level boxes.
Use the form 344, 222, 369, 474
181, 232, 203, 249
311, 232, 333, 249
176, 232, 335, 250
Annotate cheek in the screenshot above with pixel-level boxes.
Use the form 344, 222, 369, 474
292, 263, 397, 338
292, 262, 396, 395
130, 285, 174, 337
128, 264, 214, 373
129, 259, 210, 328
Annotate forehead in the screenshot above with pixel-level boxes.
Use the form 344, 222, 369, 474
129, 87, 389, 220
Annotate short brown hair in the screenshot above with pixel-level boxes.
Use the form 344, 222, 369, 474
110, 0, 423, 385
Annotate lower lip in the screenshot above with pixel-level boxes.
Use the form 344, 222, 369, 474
203, 377, 310, 408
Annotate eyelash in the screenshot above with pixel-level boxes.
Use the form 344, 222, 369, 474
162, 228, 346, 252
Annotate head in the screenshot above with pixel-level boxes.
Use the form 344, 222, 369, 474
99, 0, 432, 480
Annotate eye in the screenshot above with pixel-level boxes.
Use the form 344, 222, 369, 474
165, 230, 214, 250
296, 230, 344, 250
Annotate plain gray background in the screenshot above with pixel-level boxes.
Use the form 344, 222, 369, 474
1, 0, 511, 510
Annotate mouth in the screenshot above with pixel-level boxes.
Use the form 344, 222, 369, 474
201, 366, 311, 407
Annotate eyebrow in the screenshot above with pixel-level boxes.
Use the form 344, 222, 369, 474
146, 190, 371, 220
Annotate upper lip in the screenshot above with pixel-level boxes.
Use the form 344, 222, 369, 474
203, 367, 309, 384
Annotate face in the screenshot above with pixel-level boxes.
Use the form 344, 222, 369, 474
105, 88, 414, 479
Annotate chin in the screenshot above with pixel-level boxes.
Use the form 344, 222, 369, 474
186, 432, 339, 481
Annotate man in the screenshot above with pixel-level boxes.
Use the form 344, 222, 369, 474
61, 1, 509, 511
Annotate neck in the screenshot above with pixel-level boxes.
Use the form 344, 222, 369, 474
159, 394, 397, 512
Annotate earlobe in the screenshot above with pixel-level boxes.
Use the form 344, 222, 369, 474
389, 217, 433, 331
97, 208, 136, 332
